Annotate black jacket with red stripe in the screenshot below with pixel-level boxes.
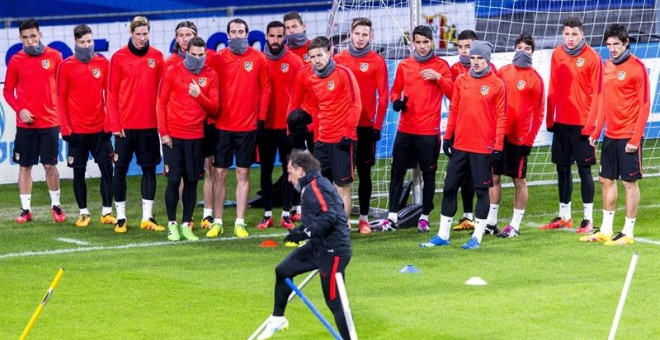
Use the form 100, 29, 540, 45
300, 171, 352, 257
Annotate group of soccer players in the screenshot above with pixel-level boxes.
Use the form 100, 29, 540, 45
4, 13, 649, 248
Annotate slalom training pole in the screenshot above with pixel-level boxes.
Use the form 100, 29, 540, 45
608, 253, 639, 340
248, 270, 319, 340
335, 273, 358, 340
20, 268, 65, 340
285, 278, 342, 340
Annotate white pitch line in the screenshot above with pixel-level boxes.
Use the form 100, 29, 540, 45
54, 237, 90, 245
0, 232, 288, 260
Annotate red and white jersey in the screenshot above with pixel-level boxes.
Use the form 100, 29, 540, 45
288, 64, 320, 134
498, 64, 545, 146
264, 51, 304, 130
287, 40, 311, 64
450, 61, 498, 81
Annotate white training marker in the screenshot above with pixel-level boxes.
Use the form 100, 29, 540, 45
54, 238, 90, 246
465, 277, 488, 286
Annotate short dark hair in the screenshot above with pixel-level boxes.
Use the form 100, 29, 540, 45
227, 18, 249, 34
514, 33, 535, 52
603, 23, 629, 46
412, 25, 433, 41
283, 11, 304, 25
73, 24, 92, 40
266, 20, 285, 35
289, 149, 320, 173
351, 17, 372, 32
187, 36, 206, 51
563, 16, 583, 29
457, 30, 478, 41
173, 21, 198, 52
308, 36, 331, 52
19, 19, 39, 33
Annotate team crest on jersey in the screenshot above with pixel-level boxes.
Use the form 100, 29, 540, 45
281, 63, 289, 73
244, 61, 253, 72
517, 80, 526, 90
92, 68, 101, 79
360, 63, 369, 72
148, 59, 156, 68
480, 85, 489, 95
41, 59, 50, 69
327, 81, 335, 91
617, 71, 626, 81
67, 156, 74, 165
576, 57, 585, 68
198, 77, 207, 87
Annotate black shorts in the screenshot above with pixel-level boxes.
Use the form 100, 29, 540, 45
113, 128, 162, 167
599, 137, 643, 181
163, 138, 205, 181
12, 127, 59, 166
203, 123, 218, 158
444, 150, 493, 190
493, 139, 527, 179
258, 129, 290, 167
356, 126, 376, 167
551, 123, 597, 166
392, 132, 440, 172
314, 141, 356, 186
66, 132, 114, 168
213, 129, 256, 168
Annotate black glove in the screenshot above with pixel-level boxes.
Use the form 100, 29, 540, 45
288, 109, 312, 131
372, 129, 381, 142
257, 120, 265, 141
546, 125, 555, 133
492, 150, 503, 167
392, 96, 408, 112
520, 145, 532, 156
339, 136, 353, 148
284, 226, 310, 243
442, 138, 453, 158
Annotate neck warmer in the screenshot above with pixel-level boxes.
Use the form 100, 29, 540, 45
459, 54, 470, 67
611, 48, 631, 65
413, 49, 434, 63
228, 38, 248, 55
563, 39, 586, 57
23, 42, 45, 56
184, 53, 205, 75
264, 44, 286, 60
512, 50, 533, 68
469, 64, 492, 79
313, 58, 336, 78
348, 42, 371, 58
128, 38, 149, 57
176, 49, 187, 59
286, 33, 308, 49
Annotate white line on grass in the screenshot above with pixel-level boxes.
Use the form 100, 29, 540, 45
0, 232, 288, 260
54, 237, 90, 245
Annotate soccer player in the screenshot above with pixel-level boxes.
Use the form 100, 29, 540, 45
207, 18, 270, 238
421, 40, 506, 250
334, 17, 389, 234
449, 30, 499, 232
289, 36, 361, 220
158, 37, 219, 242
57, 24, 115, 228
542, 16, 602, 233
485, 33, 545, 238
283, 11, 311, 63
580, 24, 650, 246
382, 25, 453, 232
256, 150, 352, 340
256, 21, 304, 231
3, 18, 65, 223
107, 16, 165, 233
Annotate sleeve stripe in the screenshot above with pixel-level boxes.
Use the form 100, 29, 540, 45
311, 179, 328, 212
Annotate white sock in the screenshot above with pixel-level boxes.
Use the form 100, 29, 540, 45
438, 215, 453, 240
168, 221, 177, 226
601, 210, 615, 235
80, 208, 90, 215
510, 209, 525, 231
486, 204, 499, 225
473, 218, 486, 242
294, 205, 301, 214
235, 218, 245, 225
115, 201, 126, 220
387, 212, 398, 223
559, 202, 572, 221
213, 218, 223, 225
20, 194, 31, 210
583, 203, 594, 222
102, 206, 112, 216
621, 217, 636, 238
419, 214, 429, 222
203, 208, 213, 218
359, 214, 368, 222
142, 199, 154, 221
282, 210, 290, 218
49, 190, 61, 207
264, 211, 272, 218
463, 212, 473, 220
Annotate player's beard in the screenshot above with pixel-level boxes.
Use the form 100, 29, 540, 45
268, 43, 282, 55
